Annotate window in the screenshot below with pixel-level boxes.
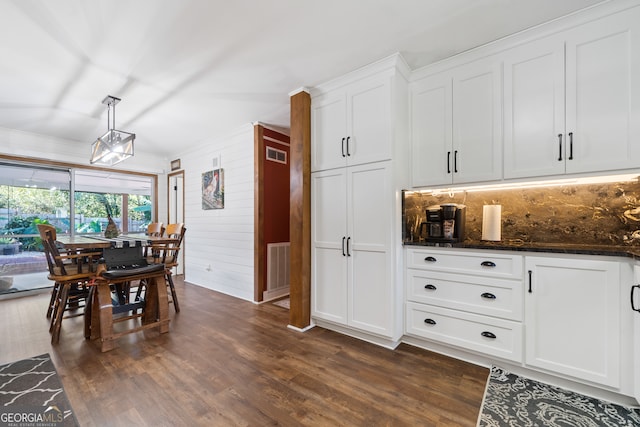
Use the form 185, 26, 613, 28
0, 161, 155, 296
73, 170, 153, 234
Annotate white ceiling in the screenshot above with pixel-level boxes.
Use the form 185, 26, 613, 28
0, 0, 606, 158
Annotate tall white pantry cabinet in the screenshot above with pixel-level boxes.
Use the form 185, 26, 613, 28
310, 54, 409, 347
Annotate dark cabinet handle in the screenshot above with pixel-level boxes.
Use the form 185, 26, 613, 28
447, 151, 451, 174
454, 150, 458, 173
424, 318, 436, 325
631, 285, 640, 312
558, 133, 563, 161
424, 284, 437, 291
342, 237, 346, 257
424, 256, 437, 262
346, 237, 351, 257
346, 136, 351, 156
480, 261, 496, 267
481, 331, 497, 339
481, 292, 496, 300
528, 270, 532, 293
568, 132, 573, 160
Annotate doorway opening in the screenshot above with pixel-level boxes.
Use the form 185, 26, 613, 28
254, 124, 291, 302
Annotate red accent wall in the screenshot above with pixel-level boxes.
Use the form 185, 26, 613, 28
263, 128, 290, 259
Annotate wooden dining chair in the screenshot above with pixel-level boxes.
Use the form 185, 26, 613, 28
141, 223, 185, 312
38, 224, 101, 344
143, 222, 164, 257
147, 222, 165, 236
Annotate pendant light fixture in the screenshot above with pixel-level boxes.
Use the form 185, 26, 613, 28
90, 95, 135, 166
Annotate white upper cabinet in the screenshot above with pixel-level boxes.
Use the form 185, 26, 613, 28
503, 36, 566, 179
410, 73, 452, 187
504, 6, 640, 179
410, 56, 502, 187
564, 8, 640, 174
452, 58, 503, 184
311, 74, 392, 172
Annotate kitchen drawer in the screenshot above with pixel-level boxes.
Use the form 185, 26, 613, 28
406, 248, 523, 279
406, 302, 523, 362
407, 270, 523, 321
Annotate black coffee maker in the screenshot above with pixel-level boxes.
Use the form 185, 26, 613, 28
420, 204, 466, 243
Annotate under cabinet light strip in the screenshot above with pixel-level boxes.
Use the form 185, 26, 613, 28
408, 173, 639, 195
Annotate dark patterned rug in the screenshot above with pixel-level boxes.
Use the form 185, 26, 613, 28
0, 353, 78, 426
479, 366, 640, 426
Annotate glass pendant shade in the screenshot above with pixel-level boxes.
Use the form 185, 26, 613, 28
89, 95, 135, 166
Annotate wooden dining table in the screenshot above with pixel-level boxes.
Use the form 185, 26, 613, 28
55, 233, 177, 352
55, 233, 179, 250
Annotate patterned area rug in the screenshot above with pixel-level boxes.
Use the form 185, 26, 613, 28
0, 354, 78, 426
478, 366, 640, 426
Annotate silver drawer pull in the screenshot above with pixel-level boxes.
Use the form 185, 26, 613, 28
481, 331, 496, 339
424, 318, 436, 325
424, 256, 437, 262
481, 292, 496, 300
481, 261, 496, 267
424, 284, 437, 291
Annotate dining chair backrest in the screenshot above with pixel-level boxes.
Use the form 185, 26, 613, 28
37, 224, 64, 275
164, 223, 184, 238
37, 223, 57, 241
147, 222, 165, 237
149, 224, 186, 267
144, 222, 165, 257
37, 224, 99, 278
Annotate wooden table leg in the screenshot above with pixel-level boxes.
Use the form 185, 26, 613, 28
95, 281, 116, 352
142, 275, 169, 334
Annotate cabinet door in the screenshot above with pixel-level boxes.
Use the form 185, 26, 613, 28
503, 37, 566, 179
633, 264, 640, 404
347, 76, 392, 167
564, 8, 640, 173
311, 169, 348, 324
525, 257, 620, 388
452, 58, 502, 184
347, 162, 393, 336
409, 73, 452, 187
311, 92, 347, 172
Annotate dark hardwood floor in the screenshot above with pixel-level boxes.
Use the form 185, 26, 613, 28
0, 278, 489, 426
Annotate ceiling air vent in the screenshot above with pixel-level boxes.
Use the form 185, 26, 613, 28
266, 147, 287, 165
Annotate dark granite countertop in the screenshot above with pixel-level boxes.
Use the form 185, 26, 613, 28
403, 240, 640, 259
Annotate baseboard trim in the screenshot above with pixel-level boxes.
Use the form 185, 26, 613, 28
313, 319, 401, 350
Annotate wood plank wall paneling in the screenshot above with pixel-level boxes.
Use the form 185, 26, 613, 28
289, 90, 311, 329
181, 125, 256, 301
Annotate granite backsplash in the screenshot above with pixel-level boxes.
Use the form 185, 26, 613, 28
403, 180, 640, 246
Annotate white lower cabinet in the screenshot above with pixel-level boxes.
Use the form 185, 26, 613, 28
525, 256, 621, 388
312, 161, 396, 339
405, 248, 524, 363
406, 302, 523, 362
632, 264, 640, 403
405, 248, 628, 395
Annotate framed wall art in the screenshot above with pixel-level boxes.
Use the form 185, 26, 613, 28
202, 168, 224, 210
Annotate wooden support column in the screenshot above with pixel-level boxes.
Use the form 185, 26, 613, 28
253, 124, 265, 302
289, 89, 311, 329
